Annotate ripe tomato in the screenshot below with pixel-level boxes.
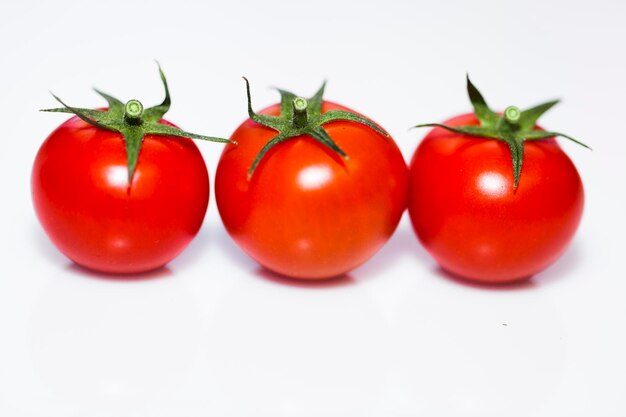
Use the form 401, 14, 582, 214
32, 65, 228, 274
409, 113, 584, 283
215, 82, 408, 280
32, 116, 210, 273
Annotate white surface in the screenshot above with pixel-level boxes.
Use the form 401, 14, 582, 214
1, 1, 625, 416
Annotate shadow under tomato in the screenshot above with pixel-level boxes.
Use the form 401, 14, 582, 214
531, 240, 583, 286
167, 226, 213, 270
431, 241, 583, 291
32, 223, 67, 265
206, 222, 259, 269
65, 263, 173, 282
34, 221, 173, 282
433, 267, 538, 291
205, 221, 354, 289
354, 219, 433, 279
253, 267, 356, 289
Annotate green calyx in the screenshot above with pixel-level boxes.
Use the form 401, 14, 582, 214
242, 77, 389, 179
41, 63, 231, 184
414, 75, 591, 189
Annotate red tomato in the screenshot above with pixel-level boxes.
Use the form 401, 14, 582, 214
32, 116, 210, 274
215, 101, 408, 280
408, 113, 584, 283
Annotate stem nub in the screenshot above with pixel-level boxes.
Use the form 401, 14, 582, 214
504, 106, 521, 124
124, 99, 144, 125
292, 97, 308, 128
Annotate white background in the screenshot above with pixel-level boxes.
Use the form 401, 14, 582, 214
1, 0, 625, 416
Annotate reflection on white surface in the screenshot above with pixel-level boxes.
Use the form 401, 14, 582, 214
204, 280, 389, 416
27, 275, 200, 410
105, 166, 129, 188
297, 165, 332, 190
100, 380, 127, 398
477, 172, 507, 197
387, 281, 566, 416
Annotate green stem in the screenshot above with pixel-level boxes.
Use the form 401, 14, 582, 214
124, 99, 144, 125
504, 106, 521, 125
292, 97, 308, 128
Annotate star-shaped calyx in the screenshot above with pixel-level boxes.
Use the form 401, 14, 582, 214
41, 64, 231, 184
242, 77, 389, 179
414, 75, 591, 189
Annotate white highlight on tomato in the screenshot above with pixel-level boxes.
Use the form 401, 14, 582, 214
105, 166, 130, 188
297, 165, 332, 190
477, 172, 507, 197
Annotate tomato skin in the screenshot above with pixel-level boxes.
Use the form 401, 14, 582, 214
215, 101, 408, 280
408, 113, 584, 283
32, 115, 210, 274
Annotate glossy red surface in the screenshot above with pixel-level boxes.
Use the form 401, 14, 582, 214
215, 101, 408, 279
31, 116, 210, 273
409, 113, 584, 283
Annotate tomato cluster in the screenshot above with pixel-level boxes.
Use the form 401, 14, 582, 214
32, 67, 588, 284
